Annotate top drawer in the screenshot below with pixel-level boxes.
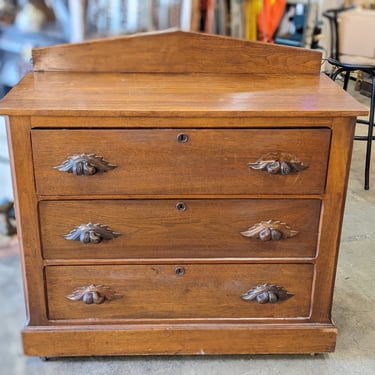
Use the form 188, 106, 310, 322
31, 128, 331, 196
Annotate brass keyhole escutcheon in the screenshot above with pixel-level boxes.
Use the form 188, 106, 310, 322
174, 266, 185, 276
177, 133, 188, 143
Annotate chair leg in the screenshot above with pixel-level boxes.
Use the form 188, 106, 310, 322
364, 73, 375, 190
343, 70, 351, 91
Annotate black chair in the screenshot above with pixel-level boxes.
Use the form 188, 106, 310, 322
323, 6, 375, 190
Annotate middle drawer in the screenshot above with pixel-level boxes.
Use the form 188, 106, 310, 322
39, 199, 321, 259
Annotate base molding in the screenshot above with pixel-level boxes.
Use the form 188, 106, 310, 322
22, 323, 337, 357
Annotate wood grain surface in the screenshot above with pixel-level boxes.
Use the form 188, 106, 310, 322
31, 30, 322, 75
45, 263, 314, 320
22, 323, 337, 356
31, 128, 331, 195
39, 199, 321, 259
0, 73, 367, 117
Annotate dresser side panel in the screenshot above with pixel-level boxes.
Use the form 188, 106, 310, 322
311, 117, 356, 322
6, 116, 47, 325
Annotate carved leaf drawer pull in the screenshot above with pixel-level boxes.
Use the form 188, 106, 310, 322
241, 283, 294, 304
54, 153, 117, 176
241, 220, 298, 241
64, 223, 121, 244
66, 284, 121, 305
248, 152, 307, 175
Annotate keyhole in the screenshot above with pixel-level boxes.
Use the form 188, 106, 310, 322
177, 133, 188, 143
176, 202, 186, 211
174, 266, 185, 276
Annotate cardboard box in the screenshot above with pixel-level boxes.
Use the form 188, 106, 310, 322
339, 9, 375, 58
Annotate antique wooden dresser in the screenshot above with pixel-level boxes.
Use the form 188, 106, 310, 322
0, 31, 367, 356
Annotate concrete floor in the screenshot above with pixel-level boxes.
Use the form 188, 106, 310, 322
0, 81, 374, 374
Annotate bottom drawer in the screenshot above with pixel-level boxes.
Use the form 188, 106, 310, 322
46, 263, 313, 321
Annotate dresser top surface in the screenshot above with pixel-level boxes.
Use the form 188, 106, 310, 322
0, 71, 367, 117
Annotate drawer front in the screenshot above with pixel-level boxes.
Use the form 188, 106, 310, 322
46, 263, 314, 320
32, 128, 330, 195
39, 199, 321, 259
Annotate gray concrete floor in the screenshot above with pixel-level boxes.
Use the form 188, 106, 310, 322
0, 80, 374, 374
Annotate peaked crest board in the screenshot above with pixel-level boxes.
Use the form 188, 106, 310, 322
32, 30, 322, 75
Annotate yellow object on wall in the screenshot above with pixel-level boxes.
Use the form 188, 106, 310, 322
245, 0, 286, 42
245, 0, 262, 41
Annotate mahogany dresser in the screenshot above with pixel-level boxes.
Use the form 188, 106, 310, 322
0, 31, 367, 357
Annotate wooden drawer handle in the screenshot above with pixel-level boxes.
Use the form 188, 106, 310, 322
64, 222, 121, 244
240, 220, 298, 241
66, 284, 121, 305
241, 283, 294, 304
248, 152, 307, 175
54, 153, 117, 176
